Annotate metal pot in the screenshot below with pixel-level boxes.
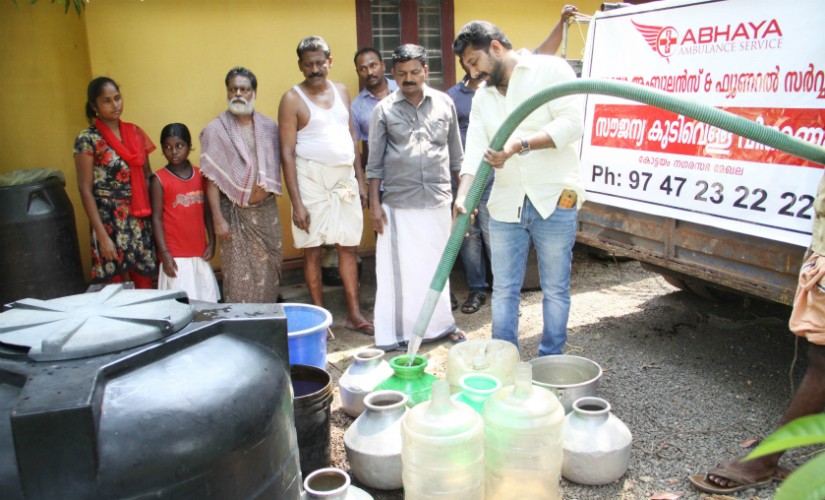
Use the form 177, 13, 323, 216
303, 467, 373, 500
338, 349, 393, 418
562, 397, 632, 485
528, 355, 602, 413
344, 390, 407, 490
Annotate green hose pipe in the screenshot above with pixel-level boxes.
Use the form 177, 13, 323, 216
407, 78, 825, 355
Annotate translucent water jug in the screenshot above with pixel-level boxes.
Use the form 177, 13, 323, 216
451, 373, 501, 414
401, 380, 484, 499
447, 339, 519, 393
483, 362, 565, 499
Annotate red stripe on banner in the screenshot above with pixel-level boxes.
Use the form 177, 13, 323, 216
590, 104, 825, 167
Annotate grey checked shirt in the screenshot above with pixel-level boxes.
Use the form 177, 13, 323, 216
366, 85, 463, 209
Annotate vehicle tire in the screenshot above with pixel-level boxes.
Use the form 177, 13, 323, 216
659, 273, 690, 292
640, 262, 738, 301
582, 245, 633, 263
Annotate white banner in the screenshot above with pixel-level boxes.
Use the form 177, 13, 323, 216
580, 0, 825, 247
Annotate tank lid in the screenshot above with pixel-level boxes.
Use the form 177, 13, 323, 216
0, 284, 193, 361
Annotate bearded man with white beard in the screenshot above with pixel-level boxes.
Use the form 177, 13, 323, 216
200, 66, 284, 303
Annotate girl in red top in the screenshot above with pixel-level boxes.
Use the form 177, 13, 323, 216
150, 123, 220, 302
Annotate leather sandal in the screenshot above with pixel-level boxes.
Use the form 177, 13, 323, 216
461, 291, 487, 314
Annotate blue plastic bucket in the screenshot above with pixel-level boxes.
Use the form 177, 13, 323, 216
283, 303, 331, 369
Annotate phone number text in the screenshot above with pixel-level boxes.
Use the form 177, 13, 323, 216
591, 164, 814, 219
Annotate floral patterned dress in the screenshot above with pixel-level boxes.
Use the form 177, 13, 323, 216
74, 125, 157, 282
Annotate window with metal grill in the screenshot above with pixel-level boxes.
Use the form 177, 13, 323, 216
356, 0, 456, 91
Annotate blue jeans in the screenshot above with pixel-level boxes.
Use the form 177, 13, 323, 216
459, 180, 492, 292
489, 197, 577, 356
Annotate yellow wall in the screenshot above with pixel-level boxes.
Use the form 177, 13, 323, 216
83, 0, 363, 263
453, 0, 601, 75
0, 2, 93, 278
2, 0, 602, 283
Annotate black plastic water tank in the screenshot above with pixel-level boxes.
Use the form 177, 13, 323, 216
0, 170, 85, 305
0, 286, 302, 499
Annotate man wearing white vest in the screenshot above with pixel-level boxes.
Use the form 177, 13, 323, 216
279, 36, 373, 335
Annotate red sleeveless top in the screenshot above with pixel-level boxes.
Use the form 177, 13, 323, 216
154, 166, 207, 258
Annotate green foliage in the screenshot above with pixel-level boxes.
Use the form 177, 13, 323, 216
12, 0, 86, 15
747, 414, 825, 500
748, 414, 825, 457
772, 453, 825, 500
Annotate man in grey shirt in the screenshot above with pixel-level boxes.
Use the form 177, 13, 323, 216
366, 44, 465, 350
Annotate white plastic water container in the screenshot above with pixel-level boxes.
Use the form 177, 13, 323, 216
447, 339, 519, 393
482, 362, 565, 499
401, 380, 485, 499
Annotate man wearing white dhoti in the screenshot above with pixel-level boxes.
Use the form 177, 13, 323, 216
367, 44, 466, 350
280, 36, 373, 334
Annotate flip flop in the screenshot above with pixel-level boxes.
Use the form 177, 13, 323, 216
345, 321, 375, 336
448, 329, 467, 344
774, 466, 791, 480
688, 466, 775, 494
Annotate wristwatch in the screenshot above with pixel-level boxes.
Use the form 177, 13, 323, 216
519, 137, 531, 156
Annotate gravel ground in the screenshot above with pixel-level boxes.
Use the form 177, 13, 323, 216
293, 244, 814, 499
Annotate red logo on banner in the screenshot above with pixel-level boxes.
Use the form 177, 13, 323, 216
631, 18, 783, 60
632, 20, 678, 61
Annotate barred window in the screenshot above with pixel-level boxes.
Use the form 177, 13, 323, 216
356, 0, 455, 91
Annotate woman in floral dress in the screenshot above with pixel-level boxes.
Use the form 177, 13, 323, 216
73, 77, 157, 287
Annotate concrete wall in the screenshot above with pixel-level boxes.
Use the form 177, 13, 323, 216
453, 0, 601, 67
84, 0, 363, 263
0, 2, 93, 278
1, 0, 600, 283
